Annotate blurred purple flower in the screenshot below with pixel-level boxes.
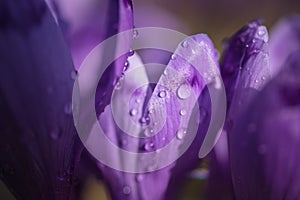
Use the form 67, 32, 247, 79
205, 19, 270, 200
228, 16, 300, 200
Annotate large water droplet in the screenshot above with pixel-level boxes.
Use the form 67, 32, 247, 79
129, 109, 138, 116
177, 83, 191, 100
144, 142, 154, 151
158, 90, 167, 98
179, 109, 187, 116
176, 128, 187, 140
123, 186, 131, 195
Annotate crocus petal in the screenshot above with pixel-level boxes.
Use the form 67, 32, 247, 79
48, 0, 134, 116
90, 32, 221, 200
230, 50, 300, 200
0, 1, 81, 199
206, 20, 271, 199
270, 15, 300, 76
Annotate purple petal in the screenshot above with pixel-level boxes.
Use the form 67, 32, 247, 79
0, 1, 81, 199
91, 33, 221, 199
206, 20, 271, 199
270, 15, 300, 76
230, 50, 300, 199
48, 0, 134, 117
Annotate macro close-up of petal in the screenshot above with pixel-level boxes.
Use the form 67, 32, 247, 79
230, 50, 300, 200
1, 0, 300, 200
0, 0, 81, 199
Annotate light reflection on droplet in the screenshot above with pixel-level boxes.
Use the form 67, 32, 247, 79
176, 128, 187, 140
177, 83, 191, 100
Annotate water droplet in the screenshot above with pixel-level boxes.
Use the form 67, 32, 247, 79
158, 90, 167, 98
261, 76, 266, 81
163, 70, 168, 75
129, 109, 138, 116
179, 109, 187, 116
245, 44, 249, 48
50, 127, 61, 140
144, 142, 154, 151
177, 83, 191, 100
133, 29, 139, 39
255, 79, 259, 83
123, 60, 129, 71
140, 116, 150, 125
123, 186, 131, 195
136, 174, 144, 182
181, 40, 188, 48
258, 29, 265, 36
171, 54, 176, 60
128, 49, 134, 57
176, 128, 187, 140
115, 80, 122, 90
64, 103, 72, 114
144, 128, 154, 137
135, 98, 141, 104
256, 26, 268, 42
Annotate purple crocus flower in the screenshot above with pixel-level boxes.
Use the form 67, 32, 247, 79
0, 0, 132, 199
1, 0, 299, 199
229, 16, 300, 199
205, 19, 270, 200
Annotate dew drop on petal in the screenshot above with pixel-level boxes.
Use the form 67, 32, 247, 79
144, 128, 153, 137
115, 81, 122, 90
181, 40, 188, 48
123, 186, 131, 195
158, 90, 167, 98
171, 54, 176, 60
176, 128, 187, 140
179, 109, 187, 116
177, 83, 191, 100
123, 60, 129, 72
129, 109, 138, 116
144, 142, 154, 151
128, 49, 134, 57
133, 29, 139, 39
